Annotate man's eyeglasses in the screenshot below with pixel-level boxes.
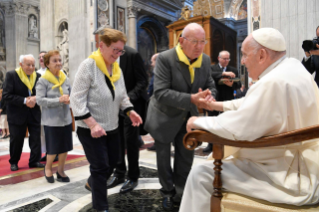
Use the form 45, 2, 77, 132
111, 46, 125, 55
38, 56, 44, 59
220, 57, 231, 61
183, 37, 207, 45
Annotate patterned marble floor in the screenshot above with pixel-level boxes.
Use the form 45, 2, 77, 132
0, 133, 208, 212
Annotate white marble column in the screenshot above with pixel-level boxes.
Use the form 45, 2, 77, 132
3, 3, 29, 71
40, 0, 55, 51
127, 5, 139, 50
68, 0, 90, 85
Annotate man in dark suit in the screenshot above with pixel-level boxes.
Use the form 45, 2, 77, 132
107, 45, 148, 193
203, 51, 241, 153
92, 27, 148, 194
144, 23, 217, 211
3, 54, 44, 171
302, 26, 319, 87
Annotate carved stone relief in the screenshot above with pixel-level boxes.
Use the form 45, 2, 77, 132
97, 0, 110, 28
251, 0, 260, 31
57, 22, 69, 76
193, 0, 225, 19
117, 7, 125, 33
28, 14, 38, 38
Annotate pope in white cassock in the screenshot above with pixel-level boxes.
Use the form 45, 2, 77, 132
180, 28, 319, 212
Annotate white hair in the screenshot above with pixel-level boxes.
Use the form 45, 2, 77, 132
19, 54, 35, 64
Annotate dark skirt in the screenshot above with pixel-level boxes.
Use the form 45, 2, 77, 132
44, 124, 73, 155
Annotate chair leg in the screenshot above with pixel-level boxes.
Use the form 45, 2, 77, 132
211, 158, 223, 212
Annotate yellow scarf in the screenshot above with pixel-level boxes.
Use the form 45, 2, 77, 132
175, 43, 203, 84
89, 49, 121, 90
41, 69, 66, 95
15, 66, 37, 94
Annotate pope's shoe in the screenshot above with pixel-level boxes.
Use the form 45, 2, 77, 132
119, 180, 138, 194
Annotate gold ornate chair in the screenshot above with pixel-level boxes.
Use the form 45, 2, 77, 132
183, 125, 319, 212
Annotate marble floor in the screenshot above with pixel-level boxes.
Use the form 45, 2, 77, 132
0, 132, 209, 212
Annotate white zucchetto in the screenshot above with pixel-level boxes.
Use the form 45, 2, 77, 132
252, 28, 286, 51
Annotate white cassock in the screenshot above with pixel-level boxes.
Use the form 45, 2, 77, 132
179, 56, 319, 212
37, 67, 46, 153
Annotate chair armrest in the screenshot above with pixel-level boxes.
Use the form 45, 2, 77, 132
183, 124, 319, 150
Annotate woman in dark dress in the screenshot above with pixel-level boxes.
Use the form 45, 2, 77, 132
36, 50, 73, 183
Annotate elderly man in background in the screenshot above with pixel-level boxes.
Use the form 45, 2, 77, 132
145, 23, 217, 211
180, 28, 319, 212
3, 54, 44, 171
203, 50, 241, 153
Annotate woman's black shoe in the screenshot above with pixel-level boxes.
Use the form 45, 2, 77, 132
44, 169, 54, 183
57, 171, 70, 182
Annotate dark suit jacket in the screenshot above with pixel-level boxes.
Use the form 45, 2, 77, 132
211, 64, 241, 101
302, 55, 319, 87
2, 70, 41, 125
120, 46, 148, 134
120, 46, 148, 103
145, 48, 217, 143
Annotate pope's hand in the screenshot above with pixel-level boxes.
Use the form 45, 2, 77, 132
186, 116, 199, 132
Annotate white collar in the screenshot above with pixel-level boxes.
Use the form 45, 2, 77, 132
258, 55, 286, 80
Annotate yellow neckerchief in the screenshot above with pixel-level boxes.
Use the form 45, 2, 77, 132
15, 66, 37, 94
89, 48, 121, 90
175, 43, 203, 84
41, 69, 66, 95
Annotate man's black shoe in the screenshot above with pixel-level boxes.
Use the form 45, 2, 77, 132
162, 197, 174, 211
147, 144, 156, 151
119, 180, 138, 194
85, 182, 91, 192
40, 155, 46, 162
202, 143, 213, 153
29, 162, 45, 168
10, 164, 19, 171
107, 176, 125, 189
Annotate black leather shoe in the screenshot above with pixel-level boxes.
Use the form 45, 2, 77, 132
44, 169, 54, 183
162, 197, 174, 211
107, 176, 125, 189
119, 180, 138, 194
40, 155, 47, 162
147, 144, 156, 151
29, 162, 45, 168
85, 182, 91, 192
10, 164, 18, 171
203, 143, 213, 153
56, 171, 70, 182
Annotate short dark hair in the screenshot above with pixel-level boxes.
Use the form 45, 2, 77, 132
316, 26, 319, 32
44, 50, 60, 68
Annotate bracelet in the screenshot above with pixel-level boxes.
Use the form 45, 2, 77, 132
90, 123, 97, 130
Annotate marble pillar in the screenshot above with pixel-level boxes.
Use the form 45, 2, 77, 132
40, 0, 55, 51
68, 0, 90, 85
127, 5, 139, 50
3, 3, 29, 71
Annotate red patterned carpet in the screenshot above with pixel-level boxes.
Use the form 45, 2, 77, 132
0, 153, 87, 185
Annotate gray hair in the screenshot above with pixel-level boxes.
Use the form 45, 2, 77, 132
19, 54, 35, 64
181, 23, 204, 37
218, 50, 230, 57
